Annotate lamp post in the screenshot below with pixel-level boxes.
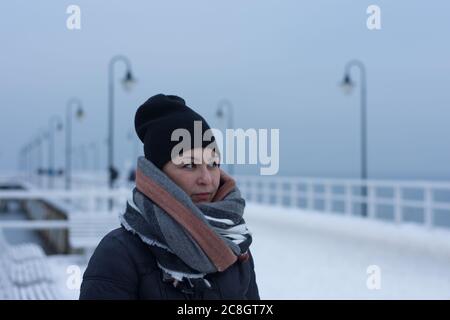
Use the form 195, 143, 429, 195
340, 59, 368, 217
18, 145, 27, 173
127, 129, 139, 165
107, 55, 136, 190
34, 129, 48, 188
216, 99, 234, 176
126, 129, 139, 184
18, 145, 29, 179
25, 142, 33, 181
89, 142, 100, 172
79, 144, 87, 171
48, 116, 63, 189
65, 98, 84, 190
22, 146, 28, 174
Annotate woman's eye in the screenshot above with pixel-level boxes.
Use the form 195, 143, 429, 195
208, 161, 219, 168
182, 162, 219, 169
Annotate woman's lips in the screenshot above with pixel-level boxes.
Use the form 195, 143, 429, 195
192, 193, 211, 201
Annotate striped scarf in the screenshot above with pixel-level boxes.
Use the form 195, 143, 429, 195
119, 157, 252, 291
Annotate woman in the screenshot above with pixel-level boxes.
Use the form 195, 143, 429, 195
80, 94, 259, 299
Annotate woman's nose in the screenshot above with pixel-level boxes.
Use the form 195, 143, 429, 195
197, 165, 212, 185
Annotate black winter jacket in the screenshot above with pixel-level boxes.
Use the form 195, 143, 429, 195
79, 227, 260, 300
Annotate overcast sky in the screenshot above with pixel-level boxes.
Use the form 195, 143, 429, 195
1, 0, 449, 179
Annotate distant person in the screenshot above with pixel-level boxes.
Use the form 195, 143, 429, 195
108, 166, 119, 186
80, 94, 259, 299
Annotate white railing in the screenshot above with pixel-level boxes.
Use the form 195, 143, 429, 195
0, 171, 129, 191
0, 187, 130, 230
0, 187, 129, 255
235, 175, 450, 229
2, 174, 450, 230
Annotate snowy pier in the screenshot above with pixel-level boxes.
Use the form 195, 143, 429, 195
1, 174, 450, 299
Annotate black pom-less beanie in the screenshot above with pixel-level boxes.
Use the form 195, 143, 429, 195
134, 94, 218, 170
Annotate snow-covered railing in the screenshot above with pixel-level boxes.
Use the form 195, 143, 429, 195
0, 187, 129, 253
20, 172, 109, 190
2, 173, 450, 230
0, 188, 129, 217
235, 176, 450, 229
0, 171, 126, 191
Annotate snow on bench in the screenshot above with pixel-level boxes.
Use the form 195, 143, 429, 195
2, 258, 54, 285
5, 243, 45, 262
0, 231, 60, 300
6, 282, 59, 300
68, 211, 120, 251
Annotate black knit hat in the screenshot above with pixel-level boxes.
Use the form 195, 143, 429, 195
134, 94, 218, 170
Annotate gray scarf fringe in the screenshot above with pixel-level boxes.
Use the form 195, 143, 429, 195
119, 157, 252, 283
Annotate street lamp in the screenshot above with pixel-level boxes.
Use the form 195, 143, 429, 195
79, 145, 87, 171
18, 145, 30, 178
216, 99, 234, 176
18, 145, 27, 173
339, 59, 368, 217
25, 141, 33, 181
65, 98, 84, 190
34, 129, 48, 188
107, 55, 136, 190
48, 116, 63, 189
127, 129, 139, 165
89, 142, 100, 172
126, 129, 139, 184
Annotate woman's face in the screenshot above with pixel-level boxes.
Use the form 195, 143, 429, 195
162, 147, 221, 203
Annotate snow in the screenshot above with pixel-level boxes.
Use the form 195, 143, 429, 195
2, 202, 450, 299
46, 255, 87, 300
0, 211, 48, 247
245, 203, 450, 299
